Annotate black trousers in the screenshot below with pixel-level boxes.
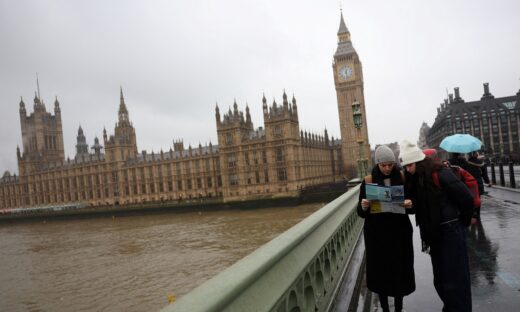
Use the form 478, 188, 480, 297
430, 221, 472, 312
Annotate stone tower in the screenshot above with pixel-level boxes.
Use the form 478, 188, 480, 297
17, 93, 65, 175
91, 136, 103, 156
75, 125, 89, 160
262, 91, 301, 184
332, 12, 371, 178
262, 91, 300, 143
215, 99, 255, 194
103, 88, 138, 162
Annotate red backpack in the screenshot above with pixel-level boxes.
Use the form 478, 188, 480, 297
432, 165, 481, 209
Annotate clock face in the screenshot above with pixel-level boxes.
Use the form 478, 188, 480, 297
339, 65, 353, 80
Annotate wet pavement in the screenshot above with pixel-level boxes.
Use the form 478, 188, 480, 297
394, 186, 520, 312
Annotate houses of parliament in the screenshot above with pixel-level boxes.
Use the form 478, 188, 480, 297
0, 13, 371, 210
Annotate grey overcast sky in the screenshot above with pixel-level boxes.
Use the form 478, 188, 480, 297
1, 0, 519, 173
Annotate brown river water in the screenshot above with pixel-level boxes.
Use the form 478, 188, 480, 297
0, 203, 323, 312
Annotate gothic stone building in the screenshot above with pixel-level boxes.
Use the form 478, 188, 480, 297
427, 83, 520, 162
0, 88, 344, 209
0, 13, 369, 210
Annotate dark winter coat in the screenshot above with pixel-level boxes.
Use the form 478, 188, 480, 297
466, 156, 485, 195
357, 165, 416, 296
404, 159, 474, 251
481, 162, 491, 184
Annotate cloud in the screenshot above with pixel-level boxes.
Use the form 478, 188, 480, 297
1, 0, 519, 172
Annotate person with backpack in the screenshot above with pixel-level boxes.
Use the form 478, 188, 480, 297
424, 149, 481, 223
357, 145, 415, 312
399, 141, 474, 312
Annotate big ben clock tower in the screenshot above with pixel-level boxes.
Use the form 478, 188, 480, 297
333, 12, 371, 178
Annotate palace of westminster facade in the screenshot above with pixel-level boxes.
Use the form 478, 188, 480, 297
0, 14, 371, 209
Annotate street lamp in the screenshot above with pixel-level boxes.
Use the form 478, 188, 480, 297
352, 101, 368, 178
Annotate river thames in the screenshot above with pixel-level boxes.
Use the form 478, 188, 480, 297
0, 203, 323, 312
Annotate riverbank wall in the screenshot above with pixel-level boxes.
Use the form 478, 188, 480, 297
0, 182, 349, 222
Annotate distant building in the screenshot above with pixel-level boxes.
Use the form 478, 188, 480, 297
0, 89, 342, 209
0, 13, 368, 210
426, 83, 520, 162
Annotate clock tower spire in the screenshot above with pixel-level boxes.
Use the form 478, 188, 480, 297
333, 11, 371, 178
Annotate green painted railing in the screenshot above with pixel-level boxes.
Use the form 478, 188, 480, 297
161, 185, 363, 312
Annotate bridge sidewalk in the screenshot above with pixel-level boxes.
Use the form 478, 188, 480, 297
364, 187, 520, 312
393, 186, 520, 312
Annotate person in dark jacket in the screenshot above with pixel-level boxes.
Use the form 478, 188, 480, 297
400, 141, 474, 312
481, 160, 492, 188
357, 145, 415, 312
466, 152, 485, 195
466, 151, 490, 218
448, 152, 468, 168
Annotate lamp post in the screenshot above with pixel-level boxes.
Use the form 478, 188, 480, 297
352, 101, 368, 178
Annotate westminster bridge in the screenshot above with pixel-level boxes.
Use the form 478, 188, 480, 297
1, 182, 519, 311
162, 184, 520, 312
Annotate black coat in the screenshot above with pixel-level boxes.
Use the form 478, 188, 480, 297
405, 162, 474, 251
466, 156, 485, 195
357, 166, 416, 296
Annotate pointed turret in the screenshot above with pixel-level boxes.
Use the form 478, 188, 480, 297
75, 125, 89, 160
33, 91, 44, 111
54, 96, 61, 116
215, 102, 221, 124
324, 128, 329, 144
337, 11, 350, 37
283, 89, 289, 110
91, 136, 103, 155
233, 99, 239, 117
118, 87, 130, 124
19, 97, 26, 115
262, 93, 268, 116
334, 12, 355, 58
245, 103, 252, 127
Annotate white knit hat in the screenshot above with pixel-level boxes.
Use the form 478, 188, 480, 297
374, 145, 395, 164
399, 140, 425, 166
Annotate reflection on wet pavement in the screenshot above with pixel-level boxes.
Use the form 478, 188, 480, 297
404, 187, 520, 312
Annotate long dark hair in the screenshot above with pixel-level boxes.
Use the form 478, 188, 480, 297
404, 157, 442, 251
404, 157, 442, 194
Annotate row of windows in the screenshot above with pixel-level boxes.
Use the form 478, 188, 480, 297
30, 157, 221, 181
228, 168, 287, 187
228, 151, 270, 168
0, 176, 224, 206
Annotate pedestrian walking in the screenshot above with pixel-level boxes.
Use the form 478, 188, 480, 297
466, 151, 490, 218
481, 158, 492, 190
466, 152, 486, 196
357, 145, 415, 312
448, 152, 468, 168
399, 140, 473, 312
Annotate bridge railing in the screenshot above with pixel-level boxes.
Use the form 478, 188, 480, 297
160, 185, 363, 312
